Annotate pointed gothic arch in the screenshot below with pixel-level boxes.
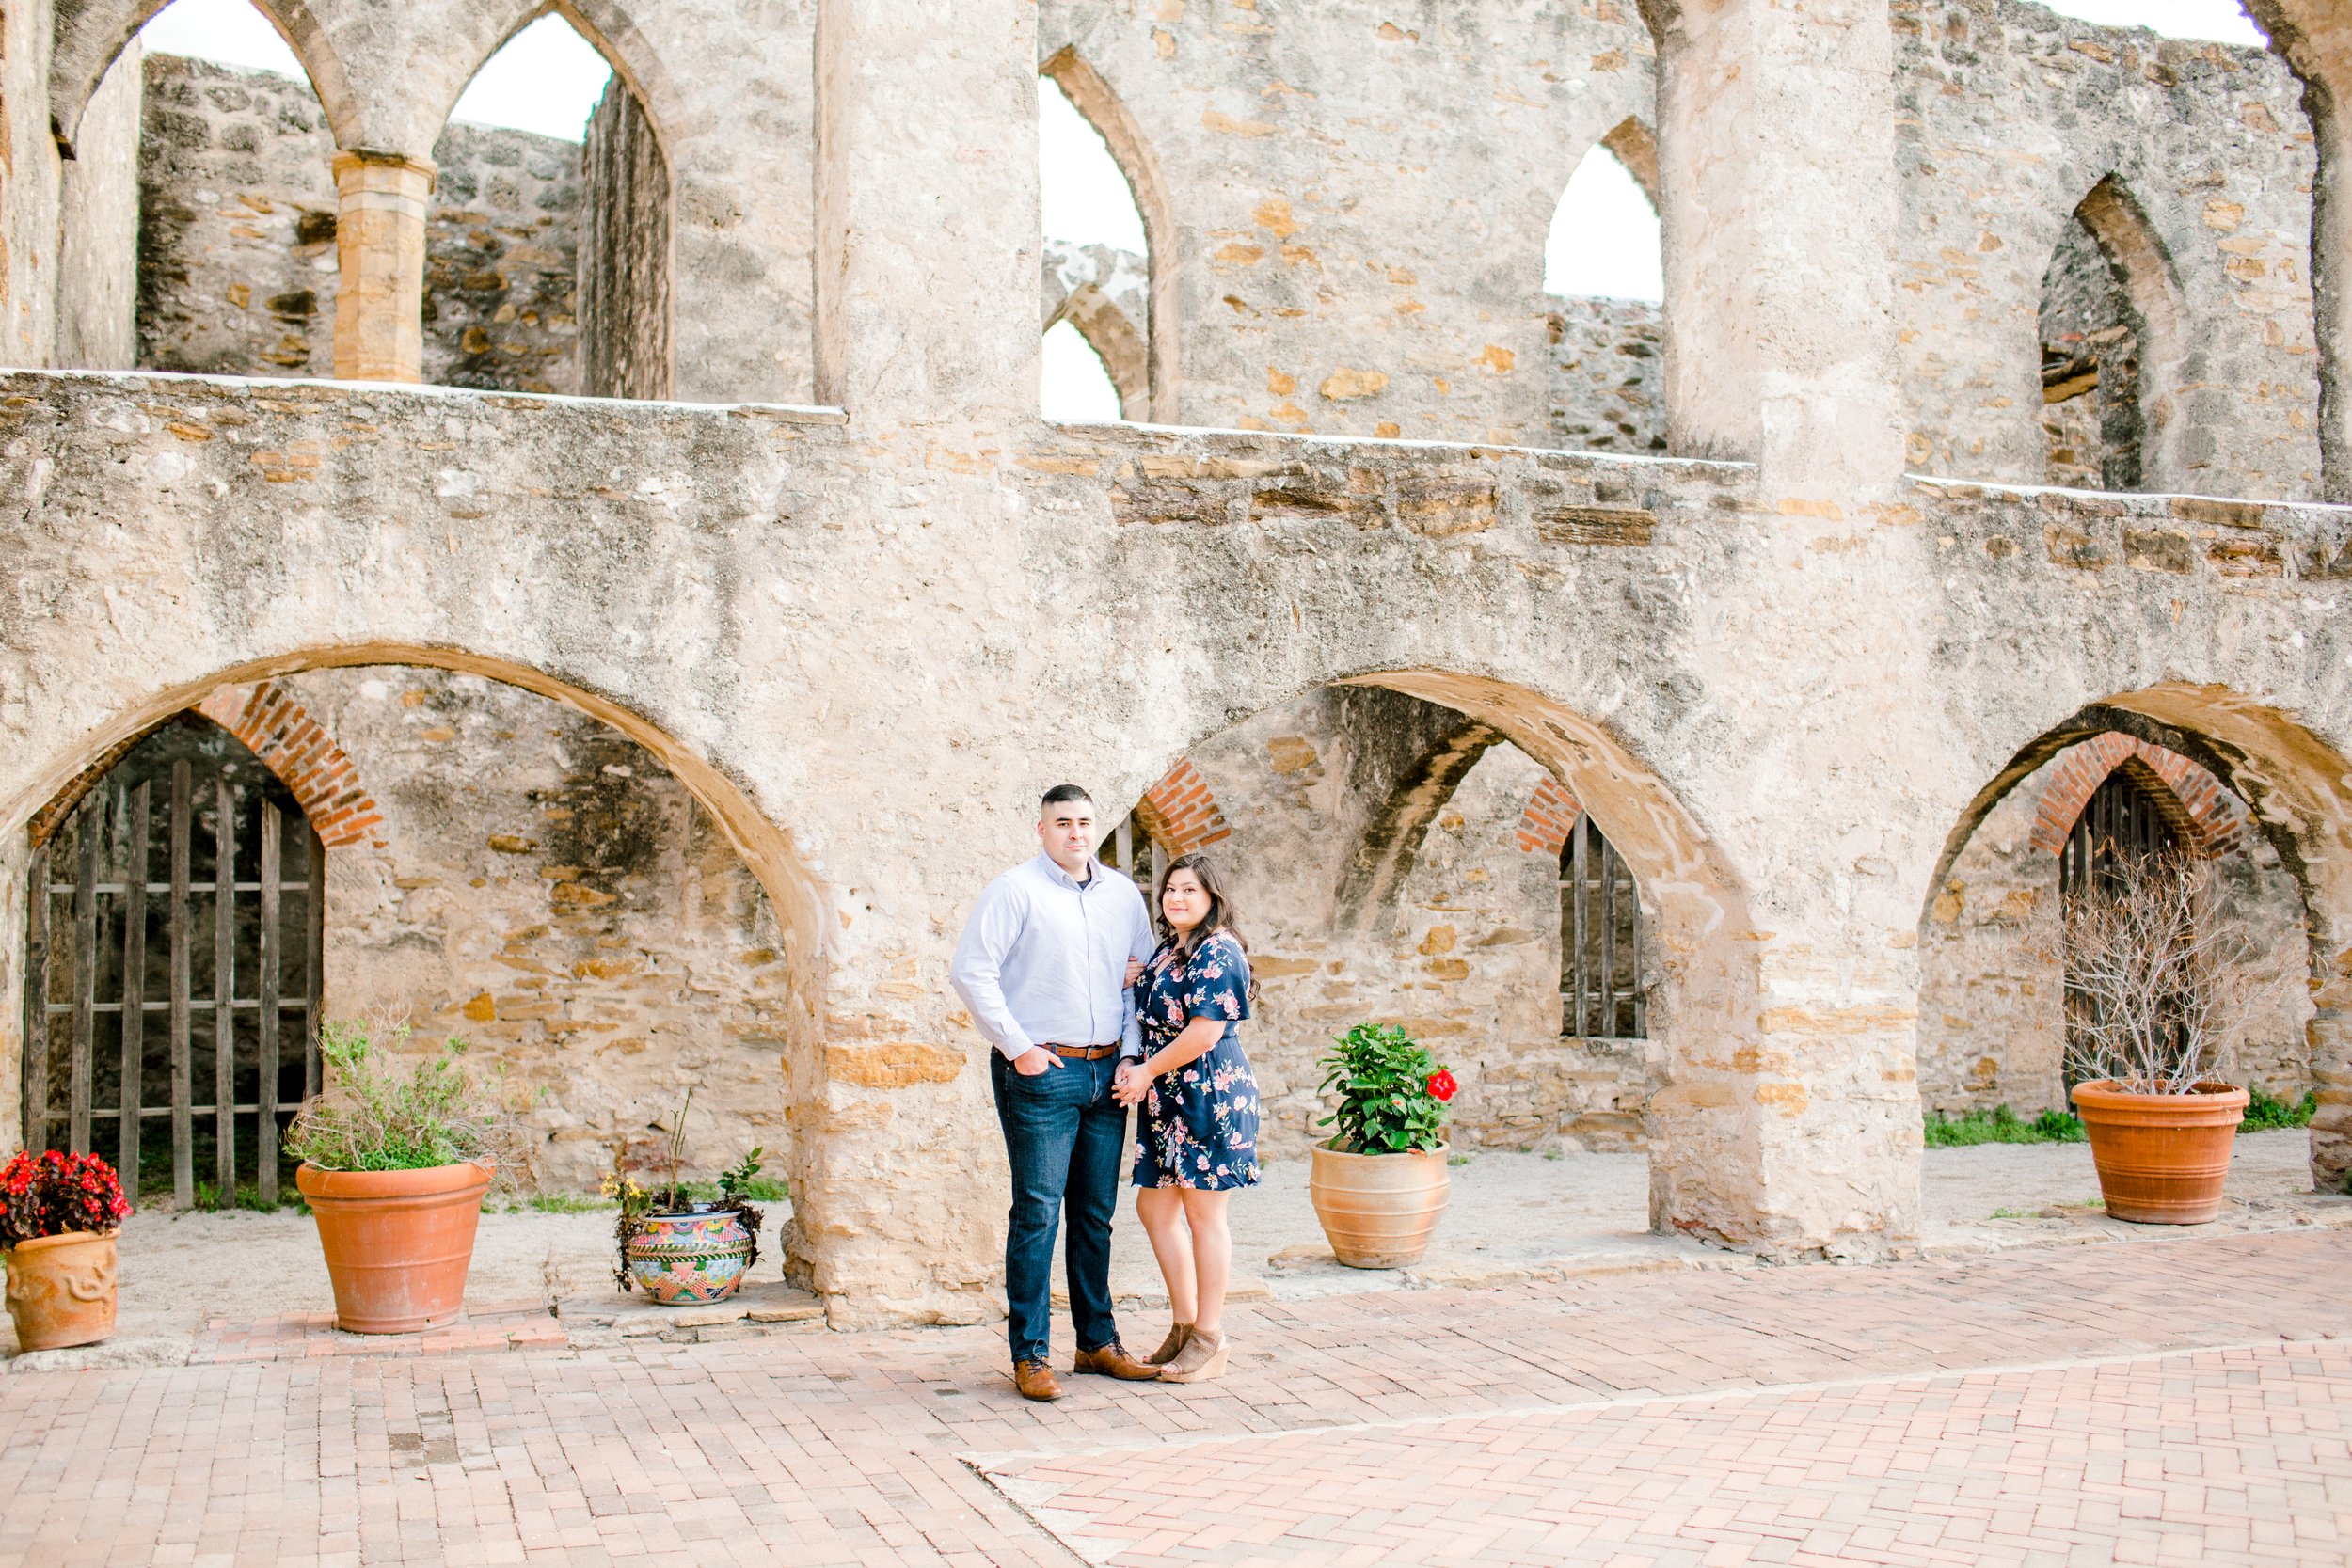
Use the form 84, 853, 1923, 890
1040, 46, 1178, 422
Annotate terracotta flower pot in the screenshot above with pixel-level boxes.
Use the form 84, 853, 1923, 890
1308, 1141, 1451, 1268
296, 1161, 491, 1333
623, 1206, 755, 1304
2071, 1080, 2248, 1225
4, 1230, 119, 1352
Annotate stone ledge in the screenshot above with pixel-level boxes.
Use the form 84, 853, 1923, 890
553, 1278, 829, 1344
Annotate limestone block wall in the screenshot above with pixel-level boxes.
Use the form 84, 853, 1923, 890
136, 55, 342, 377
1895, 1, 2321, 497
1549, 296, 1666, 454
578, 82, 670, 401
1037, 0, 1657, 445
270, 668, 792, 1190
1918, 742, 2312, 1115
1174, 689, 1648, 1159
423, 125, 582, 395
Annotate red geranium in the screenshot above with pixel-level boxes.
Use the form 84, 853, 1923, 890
1426, 1069, 1459, 1102
0, 1150, 131, 1250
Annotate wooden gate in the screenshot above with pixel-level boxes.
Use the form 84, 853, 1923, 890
2058, 765, 2182, 1082
22, 716, 323, 1206
1559, 815, 1645, 1039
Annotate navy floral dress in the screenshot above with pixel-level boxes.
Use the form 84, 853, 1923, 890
1132, 930, 1261, 1191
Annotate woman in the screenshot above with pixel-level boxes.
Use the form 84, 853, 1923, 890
1113, 852, 1260, 1384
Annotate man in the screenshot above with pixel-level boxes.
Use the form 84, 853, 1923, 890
952, 784, 1161, 1400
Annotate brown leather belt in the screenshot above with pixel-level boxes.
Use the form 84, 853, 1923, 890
1045, 1042, 1119, 1060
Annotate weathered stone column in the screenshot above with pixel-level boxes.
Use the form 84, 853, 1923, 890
813, 0, 1040, 424
330, 151, 434, 383
1654, 0, 1907, 503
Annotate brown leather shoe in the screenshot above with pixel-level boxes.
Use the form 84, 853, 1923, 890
1073, 1340, 1160, 1381
1013, 1359, 1065, 1401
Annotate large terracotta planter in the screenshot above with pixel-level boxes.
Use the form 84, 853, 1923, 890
296, 1161, 491, 1333
1308, 1142, 1451, 1268
623, 1205, 755, 1304
4, 1230, 119, 1352
2072, 1080, 2247, 1225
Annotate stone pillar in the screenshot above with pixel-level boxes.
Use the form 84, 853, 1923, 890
1654, 0, 1907, 503
813, 0, 1040, 425
331, 152, 434, 383
2312, 103, 2352, 505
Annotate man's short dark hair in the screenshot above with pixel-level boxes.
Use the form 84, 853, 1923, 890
1041, 784, 1094, 811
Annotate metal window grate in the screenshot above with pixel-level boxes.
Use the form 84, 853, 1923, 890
1558, 814, 1645, 1039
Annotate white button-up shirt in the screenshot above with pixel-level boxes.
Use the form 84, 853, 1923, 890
951, 853, 1154, 1061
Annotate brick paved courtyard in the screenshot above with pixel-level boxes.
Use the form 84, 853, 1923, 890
2, 1229, 2348, 1566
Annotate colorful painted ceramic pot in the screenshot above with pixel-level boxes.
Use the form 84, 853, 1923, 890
624, 1205, 755, 1304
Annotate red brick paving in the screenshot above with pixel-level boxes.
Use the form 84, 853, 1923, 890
0, 1229, 2346, 1566
188, 1302, 564, 1365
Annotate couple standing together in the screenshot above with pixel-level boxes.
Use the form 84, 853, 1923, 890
950, 784, 1261, 1399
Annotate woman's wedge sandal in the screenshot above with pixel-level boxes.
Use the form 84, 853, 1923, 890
1148, 1323, 1192, 1366
1156, 1325, 1228, 1383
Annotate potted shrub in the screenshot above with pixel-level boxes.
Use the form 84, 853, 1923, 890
1, 1150, 132, 1352
603, 1090, 770, 1305
2062, 851, 2271, 1224
283, 1022, 526, 1333
1308, 1022, 1459, 1267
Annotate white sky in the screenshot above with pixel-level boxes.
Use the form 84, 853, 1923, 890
140, 0, 2271, 416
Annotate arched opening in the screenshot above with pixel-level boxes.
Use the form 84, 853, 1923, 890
1921, 696, 2337, 1192
24, 714, 321, 1206
434, 13, 672, 397
1116, 673, 1766, 1270
2038, 177, 2190, 492
13, 656, 820, 1227
1543, 122, 1666, 454
1039, 49, 1172, 422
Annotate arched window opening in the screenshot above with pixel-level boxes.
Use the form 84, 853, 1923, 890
1543, 131, 1665, 455
2039, 212, 2146, 490
435, 15, 672, 398
1559, 813, 1645, 1040
1099, 811, 1167, 896
1038, 61, 1157, 422
126, 0, 340, 378
24, 715, 322, 1207
1042, 319, 1124, 422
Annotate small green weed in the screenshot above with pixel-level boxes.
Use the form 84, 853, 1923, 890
1542, 1149, 1563, 1162
1446, 1154, 1471, 1167
517, 1192, 613, 1214
2241, 1084, 2318, 1133
1922, 1104, 2085, 1148
191, 1180, 302, 1213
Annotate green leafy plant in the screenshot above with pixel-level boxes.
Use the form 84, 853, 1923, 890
1317, 1022, 1456, 1154
280, 1021, 529, 1178
1922, 1104, 2086, 1148
2241, 1083, 2317, 1132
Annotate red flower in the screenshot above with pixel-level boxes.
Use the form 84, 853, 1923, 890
1427, 1069, 1458, 1102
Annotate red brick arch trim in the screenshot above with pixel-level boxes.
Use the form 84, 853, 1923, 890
1516, 774, 1583, 854
197, 682, 383, 848
1130, 758, 1231, 854
2026, 733, 2245, 858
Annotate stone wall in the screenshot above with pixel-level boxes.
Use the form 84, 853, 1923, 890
578, 81, 671, 401
1895, 2, 2320, 498
422, 125, 582, 395
2038, 215, 2140, 490
56, 40, 143, 370
264, 668, 792, 1190
1549, 296, 1666, 454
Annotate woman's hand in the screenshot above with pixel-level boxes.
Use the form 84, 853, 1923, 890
1125, 957, 1146, 986
1113, 1062, 1151, 1106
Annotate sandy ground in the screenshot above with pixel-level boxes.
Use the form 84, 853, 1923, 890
5, 1131, 2330, 1357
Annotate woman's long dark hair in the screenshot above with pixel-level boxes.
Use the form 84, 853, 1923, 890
1153, 852, 1259, 1001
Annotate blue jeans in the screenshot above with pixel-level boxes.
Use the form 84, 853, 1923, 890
991, 1050, 1124, 1365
